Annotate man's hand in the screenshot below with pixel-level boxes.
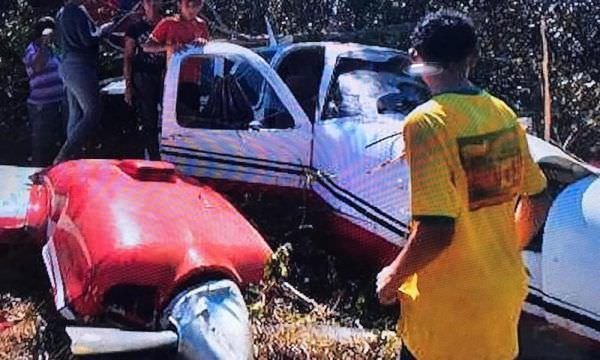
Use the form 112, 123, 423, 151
40, 34, 52, 46
375, 217, 455, 306
124, 85, 133, 106
376, 265, 401, 305
192, 37, 208, 46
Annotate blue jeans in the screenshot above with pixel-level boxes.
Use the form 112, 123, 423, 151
55, 57, 100, 162
27, 101, 66, 166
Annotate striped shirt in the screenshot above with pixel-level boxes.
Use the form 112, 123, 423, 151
23, 42, 64, 106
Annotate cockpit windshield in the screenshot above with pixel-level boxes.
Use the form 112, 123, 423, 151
323, 56, 429, 120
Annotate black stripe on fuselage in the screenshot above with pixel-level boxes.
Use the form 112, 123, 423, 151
529, 286, 600, 319
526, 293, 600, 332
313, 175, 408, 237
162, 144, 305, 169
162, 145, 410, 231
162, 150, 408, 236
317, 172, 408, 228
162, 150, 305, 176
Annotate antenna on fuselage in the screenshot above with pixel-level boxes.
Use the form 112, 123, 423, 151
265, 16, 278, 47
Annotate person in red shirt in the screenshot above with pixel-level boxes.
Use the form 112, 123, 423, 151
143, 0, 208, 75
143, 0, 209, 116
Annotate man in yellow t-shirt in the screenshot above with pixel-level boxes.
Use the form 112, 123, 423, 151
376, 10, 551, 359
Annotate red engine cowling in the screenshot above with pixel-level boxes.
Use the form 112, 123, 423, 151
39, 160, 271, 320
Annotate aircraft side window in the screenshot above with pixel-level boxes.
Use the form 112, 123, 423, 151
176, 55, 294, 130
276, 47, 325, 123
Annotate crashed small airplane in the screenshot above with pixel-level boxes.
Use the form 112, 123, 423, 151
1, 2, 599, 353
1, 38, 598, 357
153, 41, 600, 344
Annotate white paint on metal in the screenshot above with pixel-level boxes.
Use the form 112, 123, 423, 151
0, 166, 39, 220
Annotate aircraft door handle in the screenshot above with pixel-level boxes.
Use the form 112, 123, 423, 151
167, 133, 191, 140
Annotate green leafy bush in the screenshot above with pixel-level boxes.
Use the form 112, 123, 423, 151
0, 0, 35, 164
1, 0, 598, 162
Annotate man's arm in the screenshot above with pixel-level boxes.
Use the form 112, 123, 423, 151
515, 190, 552, 249
123, 36, 135, 105
377, 115, 458, 305
377, 216, 455, 305
142, 37, 166, 53
143, 19, 168, 53
71, 7, 100, 48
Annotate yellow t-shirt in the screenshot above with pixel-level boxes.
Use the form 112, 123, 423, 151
399, 90, 547, 359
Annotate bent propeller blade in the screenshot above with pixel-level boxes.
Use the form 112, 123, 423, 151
66, 326, 178, 355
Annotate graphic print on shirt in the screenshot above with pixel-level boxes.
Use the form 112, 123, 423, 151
457, 125, 523, 210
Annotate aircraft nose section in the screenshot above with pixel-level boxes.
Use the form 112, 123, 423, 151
66, 279, 252, 358
164, 278, 252, 360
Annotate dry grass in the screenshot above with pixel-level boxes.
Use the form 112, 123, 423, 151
253, 323, 400, 359
0, 296, 39, 360
0, 245, 72, 360
246, 244, 401, 359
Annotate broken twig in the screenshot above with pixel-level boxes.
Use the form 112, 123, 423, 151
540, 17, 552, 141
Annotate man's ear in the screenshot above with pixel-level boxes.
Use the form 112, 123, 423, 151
466, 47, 479, 68
463, 52, 479, 78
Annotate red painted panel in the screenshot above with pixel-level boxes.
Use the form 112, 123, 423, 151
196, 177, 402, 268
45, 160, 271, 317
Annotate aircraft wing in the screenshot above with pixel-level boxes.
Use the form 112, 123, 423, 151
0, 166, 42, 243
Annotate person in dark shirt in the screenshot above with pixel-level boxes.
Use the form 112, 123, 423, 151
23, 17, 66, 166
54, 0, 112, 163
124, 0, 165, 160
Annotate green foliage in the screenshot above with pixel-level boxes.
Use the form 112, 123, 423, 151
1, 0, 599, 163
207, 0, 599, 158
0, 0, 35, 164
264, 243, 293, 281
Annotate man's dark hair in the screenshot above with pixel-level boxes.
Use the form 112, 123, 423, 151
410, 9, 478, 65
33, 16, 55, 39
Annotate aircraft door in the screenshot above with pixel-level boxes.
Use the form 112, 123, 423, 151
161, 44, 312, 189
311, 51, 422, 244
